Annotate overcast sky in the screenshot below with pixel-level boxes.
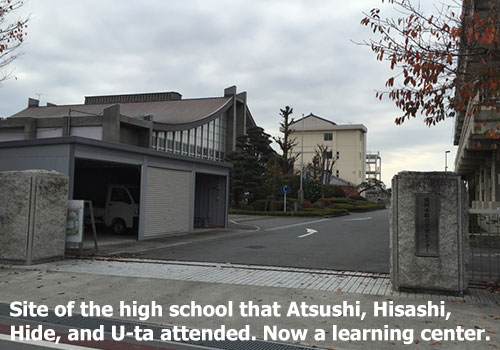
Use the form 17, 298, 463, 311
0, 0, 458, 185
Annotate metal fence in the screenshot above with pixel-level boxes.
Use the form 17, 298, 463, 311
468, 208, 500, 284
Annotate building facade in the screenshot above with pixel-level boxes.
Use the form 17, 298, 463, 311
0, 86, 254, 240
289, 113, 367, 185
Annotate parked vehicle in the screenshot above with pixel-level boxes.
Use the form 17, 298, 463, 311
90, 184, 139, 234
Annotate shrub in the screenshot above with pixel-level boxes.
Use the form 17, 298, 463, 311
322, 184, 346, 198
349, 194, 368, 201
318, 198, 331, 206
235, 204, 254, 211
301, 200, 312, 208
329, 197, 351, 204
304, 179, 323, 202
251, 199, 267, 211
312, 201, 326, 209
228, 208, 349, 217
349, 203, 385, 212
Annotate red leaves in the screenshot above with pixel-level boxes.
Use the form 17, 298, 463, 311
361, 0, 500, 127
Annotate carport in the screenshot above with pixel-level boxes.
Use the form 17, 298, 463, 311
0, 136, 231, 242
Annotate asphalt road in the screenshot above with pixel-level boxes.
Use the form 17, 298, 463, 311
141, 209, 390, 273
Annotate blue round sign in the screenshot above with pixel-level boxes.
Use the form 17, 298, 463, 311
281, 185, 290, 195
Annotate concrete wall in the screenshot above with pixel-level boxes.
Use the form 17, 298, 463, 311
70, 126, 102, 140
0, 128, 25, 142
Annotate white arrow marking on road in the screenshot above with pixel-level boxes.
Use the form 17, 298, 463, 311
343, 217, 372, 221
298, 228, 318, 238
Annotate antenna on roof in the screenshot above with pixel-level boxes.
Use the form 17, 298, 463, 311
35, 93, 43, 101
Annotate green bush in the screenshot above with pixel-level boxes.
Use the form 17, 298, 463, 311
349, 204, 385, 212
349, 194, 368, 201
251, 199, 267, 211
234, 204, 254, 211
318, 198, 331, 206
329, 197, 351, 204
228, 208, 349, 217
335, 203, 355, 210
322, 184, 346, 198
312, 200, 326, 209
304, 179, 322, 202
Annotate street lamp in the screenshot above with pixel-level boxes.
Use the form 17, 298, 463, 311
445, 150, 450, 172
298, 114, 305, 203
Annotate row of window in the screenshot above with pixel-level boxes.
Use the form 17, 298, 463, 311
151, 115, 227, 161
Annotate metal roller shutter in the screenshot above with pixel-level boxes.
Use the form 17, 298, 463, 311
144, 166, 191, 237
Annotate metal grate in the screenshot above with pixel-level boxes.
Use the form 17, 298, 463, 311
0, 303, 316, 350
469, 210, 500, 284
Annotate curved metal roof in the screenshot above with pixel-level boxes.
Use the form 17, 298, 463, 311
10, 97, 233, 126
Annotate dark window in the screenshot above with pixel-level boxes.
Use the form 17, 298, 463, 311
111, 188, 131, 204
325, 151, 333, 159
324, 133, 333, 141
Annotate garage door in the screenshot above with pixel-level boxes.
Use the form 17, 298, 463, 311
144, 166, 191, 237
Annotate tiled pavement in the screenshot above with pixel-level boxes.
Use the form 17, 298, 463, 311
14, 258, 500, 306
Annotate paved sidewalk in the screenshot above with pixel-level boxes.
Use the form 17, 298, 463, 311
0, 258, 499, 349
15, 258, 500, 306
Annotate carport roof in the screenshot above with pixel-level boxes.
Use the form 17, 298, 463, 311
0, 136, 233, 169
9, 97, 233, 125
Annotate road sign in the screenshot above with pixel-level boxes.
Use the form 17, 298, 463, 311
281, 185, 290, 212
281, 185, 290, 195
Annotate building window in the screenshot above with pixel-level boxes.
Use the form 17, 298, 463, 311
166, 131, 174, 152
324, 133, 333, 141
158, 131, 166, 151
174, 131, 182, 154
326, 151, 333, 159
189, 128, 196, 156
182, 130, 189, 155
203, 123, 209, 159
152, 131, 158, 150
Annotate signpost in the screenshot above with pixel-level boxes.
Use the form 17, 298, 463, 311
281, 185, 290, 212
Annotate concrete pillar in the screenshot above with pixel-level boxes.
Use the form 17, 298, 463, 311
390, 172, 468, 295
224, 86, 237, 152
102, 104, 121, 143
24, 118, 37, 139
62, 116, 71, 137
236, 91, 247, 137
0, 170, 68, 264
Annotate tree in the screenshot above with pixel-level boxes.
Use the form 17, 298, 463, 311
307, 144, 337, 184
357, 178, 386, 195
361, 0, 500, 126
225, 126, 273, 205
273, 106, 298, 173
0, 0, 29, 82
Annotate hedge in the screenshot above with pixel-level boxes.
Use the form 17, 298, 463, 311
228, 208, 349, 217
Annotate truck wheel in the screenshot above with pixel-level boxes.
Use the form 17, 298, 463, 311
111, 219, 126, 235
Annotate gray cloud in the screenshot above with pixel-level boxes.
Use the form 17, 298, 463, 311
0, 0, 458, 185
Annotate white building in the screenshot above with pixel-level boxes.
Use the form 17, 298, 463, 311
289, 113, 367, 185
